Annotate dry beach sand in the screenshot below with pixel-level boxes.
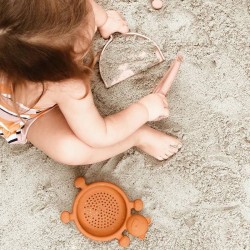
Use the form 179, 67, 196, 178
1, 0, 250, 249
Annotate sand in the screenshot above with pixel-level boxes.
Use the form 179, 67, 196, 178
1, 0, 250, 249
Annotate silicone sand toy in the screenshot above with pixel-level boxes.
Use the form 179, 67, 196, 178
99, 32, 165, 88
151, 0, 163, 10
153, 55, 183, 95
61, 177, 151, 247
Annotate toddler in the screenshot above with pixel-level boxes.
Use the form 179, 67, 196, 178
0, 0, 182, 165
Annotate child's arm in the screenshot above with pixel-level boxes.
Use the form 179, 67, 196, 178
54, 80, 169, 147
89, 0, 129, 39
88, 0, 108, 28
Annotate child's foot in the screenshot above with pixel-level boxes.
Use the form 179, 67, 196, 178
135, 125, 182, 161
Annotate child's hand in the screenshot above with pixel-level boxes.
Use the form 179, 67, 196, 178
98, 10, 129, 39
137, 93, 169, 121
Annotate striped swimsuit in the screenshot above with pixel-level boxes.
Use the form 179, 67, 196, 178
0, 83, 55, 144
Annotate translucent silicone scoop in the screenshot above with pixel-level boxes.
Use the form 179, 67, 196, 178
99, 32, 165, 88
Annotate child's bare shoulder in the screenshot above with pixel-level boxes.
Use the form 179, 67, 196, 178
48, 78, 88, 102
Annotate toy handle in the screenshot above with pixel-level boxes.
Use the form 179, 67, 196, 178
101, 33, 165, 62
153, 55, 183, 96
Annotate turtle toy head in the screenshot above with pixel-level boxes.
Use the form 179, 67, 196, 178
126, 214, 151, 239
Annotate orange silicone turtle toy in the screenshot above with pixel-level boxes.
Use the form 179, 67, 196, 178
61, 177, 151, 247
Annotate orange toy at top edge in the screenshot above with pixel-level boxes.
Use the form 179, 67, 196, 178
61, 177, 151, 247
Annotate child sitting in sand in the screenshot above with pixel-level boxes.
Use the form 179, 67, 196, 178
0, 0, 182, 165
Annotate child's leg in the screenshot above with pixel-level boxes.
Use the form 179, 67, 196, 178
27, 106, 181, 165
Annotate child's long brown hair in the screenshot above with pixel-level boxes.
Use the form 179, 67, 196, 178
0, 0, 95, 109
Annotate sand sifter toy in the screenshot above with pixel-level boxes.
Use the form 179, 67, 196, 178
99, 32, 165, 88
61, 177, 151, 247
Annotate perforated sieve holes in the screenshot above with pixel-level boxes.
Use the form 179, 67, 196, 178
83, 192, 120, 229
